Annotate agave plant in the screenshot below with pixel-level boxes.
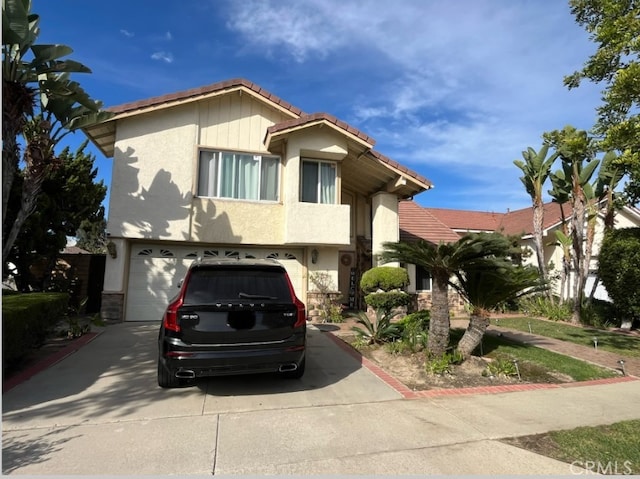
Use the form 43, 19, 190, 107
350, 309, 401, 345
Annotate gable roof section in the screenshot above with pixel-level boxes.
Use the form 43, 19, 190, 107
399, 200, 460, 244
265, 112, 376, 148
82, 77, 433, 197
83, 78, 304, 158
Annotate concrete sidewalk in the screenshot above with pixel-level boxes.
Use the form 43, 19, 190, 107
2, 322, 640, 475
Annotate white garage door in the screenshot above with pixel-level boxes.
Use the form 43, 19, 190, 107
126, 244, 304, 322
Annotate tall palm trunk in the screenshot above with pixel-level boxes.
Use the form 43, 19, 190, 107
571, 176, 587, 324
532, 200, 552, 301
457, 308, 490, 359
428, 273, 450, 358
583, 198, 598, 305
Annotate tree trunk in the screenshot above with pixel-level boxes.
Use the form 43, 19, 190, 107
457, 309, 490, 359
570, 174, 586, 324
532, 201, 550, 300
427, 274, 450, 358
583, 204, 597, 305
3, 119, 54, 261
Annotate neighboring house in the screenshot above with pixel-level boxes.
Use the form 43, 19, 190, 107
82, 78, 432, 322
399, 199, 640, 303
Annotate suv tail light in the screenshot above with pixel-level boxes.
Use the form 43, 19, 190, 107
284, 273, 306, 327
294, 297, 306, 328
163, 295, 184, 332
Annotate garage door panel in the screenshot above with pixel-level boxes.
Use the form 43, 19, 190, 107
126, 245, 303, 322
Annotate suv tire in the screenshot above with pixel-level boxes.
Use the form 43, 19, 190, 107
157, 356, 180, 388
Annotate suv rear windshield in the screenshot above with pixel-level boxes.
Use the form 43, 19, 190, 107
183, 267, 292, 304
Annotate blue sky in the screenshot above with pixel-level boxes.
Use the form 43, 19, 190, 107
33, 0, 603, 215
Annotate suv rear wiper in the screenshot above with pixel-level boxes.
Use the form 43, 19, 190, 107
238, 292, 277, 300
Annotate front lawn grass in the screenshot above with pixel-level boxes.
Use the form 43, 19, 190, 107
462, 330, 619, 382
492, 317, 640, 358
504, 420, 640, 475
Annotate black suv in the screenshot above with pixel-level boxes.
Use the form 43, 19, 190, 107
157, 258, 306, 388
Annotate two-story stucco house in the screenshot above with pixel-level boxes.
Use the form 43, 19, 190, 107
83, 79, 432, 322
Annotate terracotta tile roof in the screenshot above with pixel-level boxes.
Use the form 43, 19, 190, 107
426, 207, 503, 232
107, 78, 305, 117
399, 200, 461, 244
501, 202, 574, 236
417, 201, 574, 237
369, 150, 433, 189
267, 112, 376, 146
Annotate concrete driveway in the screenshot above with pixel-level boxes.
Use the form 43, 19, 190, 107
3, 322, 640, 475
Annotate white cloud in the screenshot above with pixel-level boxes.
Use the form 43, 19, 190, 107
151, 51, 174, 63
165, 31, 173, 41
120, 29, 134, 38
226, 0, 348, 62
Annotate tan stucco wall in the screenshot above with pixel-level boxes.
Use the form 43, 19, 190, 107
108, 96, 292, 244
307, 247, 340, 292
108, 105, 197, 240
281, 129, 351, 244
103, 238, 129, 291
284, 202, 350, 244
372, 192, 399, 265
190, 198, 284, 244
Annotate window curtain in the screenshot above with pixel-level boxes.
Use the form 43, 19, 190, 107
220, 152, 236, 198
260, 157, 279, 201
198, 151, 218, 197
237, 154, 259, 200
319, 163, 336, 204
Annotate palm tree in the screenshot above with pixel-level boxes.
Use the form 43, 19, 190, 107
454, 263, 544, 359
380, 233, 514, 358
545, 126, 599, 324
514, 145, 558, 292
2, 0, 112, 261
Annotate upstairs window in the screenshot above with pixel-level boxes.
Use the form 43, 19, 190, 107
198, 150, 279, 201
415, 265, 432, 291
301, 159, 336, 204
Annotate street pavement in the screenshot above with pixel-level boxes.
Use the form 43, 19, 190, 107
2, 322, 640, 475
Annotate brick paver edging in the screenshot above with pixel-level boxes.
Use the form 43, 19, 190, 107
323, 330, 638, 399
2, 332, 100, 393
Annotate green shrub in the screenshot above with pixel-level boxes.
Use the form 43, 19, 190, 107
396, 310, 430, 352
364, 291, 412, 313
350, 309, 401, 344
580, 298, 616, 329
360, 266, 409, 293
2, 292, 69, 369
483, 354, 518, 377
519, 294, 572, 321
426, 350, 463, 375
598, 228, 640, 326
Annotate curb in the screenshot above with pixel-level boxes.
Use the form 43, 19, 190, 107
2, 331, 101, 393
323, 329, 638, 399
